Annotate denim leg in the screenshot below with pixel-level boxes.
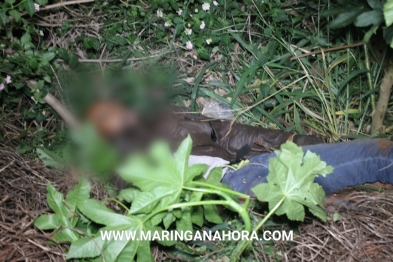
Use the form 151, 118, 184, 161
221, 139, 393, 196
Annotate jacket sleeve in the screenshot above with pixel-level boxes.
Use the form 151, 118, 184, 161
211, 120, 323, 160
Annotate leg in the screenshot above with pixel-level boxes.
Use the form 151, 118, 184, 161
221, 139, 393, 196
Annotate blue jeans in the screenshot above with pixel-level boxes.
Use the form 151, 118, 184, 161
221, 139, 393, 196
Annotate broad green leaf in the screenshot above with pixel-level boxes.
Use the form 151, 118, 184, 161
9, 10, 21, 22
36, 184, 79, 242
329, 9, 363, 28
46, 183, 68, 215
130, 186, 177, 214
384, 0, 393, 26
66, 237, 104, 259
203, 203, 223, 224
34, 214, 59, 230
6, 0, 16, 4
35, 0, 48, 5
42, 52, 56, 62
68, 53, 79, 68
24, 0, 35, 16
118, 188, 141, 203
78, 199, 133, 227
252, 142, 333, 222
0, 11, 9, 25
21, 33, 31, 45
368, 0, 383, 9
36, 147, 65, 169
191, 206, 204, 227
176, 208, 193, 232
163, 212, 176, 229
67, 219, 149, 261
354, 10, 383, 27
65, 177, 91, 211
117, 136, 205, 210
29, 58, 38, 69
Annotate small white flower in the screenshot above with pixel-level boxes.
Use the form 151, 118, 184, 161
177, 9, 183, 15
185, 28, 192, 35
5, 75, 11, 84
200, 21, 206, 30
34, 3, 40, 12
164, 21, 170, 27
187, 23, 191, 27
202, 3, 210, 11
195, 8, 198, 13
42, 110, 46, 116
39, 30, 44, 36
157, 9, 163, 17
192, 55, 198, 59
186, 41, 193, 50
0, 83, 4, 91
206, 38, 212, 44
213, 1, 219, 6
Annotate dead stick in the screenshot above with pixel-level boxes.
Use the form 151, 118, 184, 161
27, 81, 80, 129
290, 42, 366, 61
40, 0, 95, 11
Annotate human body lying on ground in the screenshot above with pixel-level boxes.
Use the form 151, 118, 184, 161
86, 100, 393, 195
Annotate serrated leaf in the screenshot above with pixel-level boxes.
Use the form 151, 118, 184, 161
65, 177, 91, 211
118, 136, 205, 210
42, 184, 79, 241
252, 142, 333, 222
130, 186, 176, 214
78, 199, 133, 227
67, 219, 149, 261
36, 147, 65, 169
24, 0, 35, 16
384, 0, 393, 26
34, 214, 59, 230
118, 187, 141, 203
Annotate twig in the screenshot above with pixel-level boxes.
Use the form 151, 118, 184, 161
26, 81, 80, 129
40, 0, 95, 11
290, 42, 366, 61
79, 50, 172, 63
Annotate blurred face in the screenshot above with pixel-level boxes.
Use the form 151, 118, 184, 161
86, 100, 138, 138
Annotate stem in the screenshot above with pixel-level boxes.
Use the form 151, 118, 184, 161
104, 198, 129, 212
184, 185, 251, 232
230, 197, 286, 262
142, 200, 229, 224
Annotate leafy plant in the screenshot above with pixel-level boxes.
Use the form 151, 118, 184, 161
34, 178, 91, 242
35, 136, 333, 261
231, 142, 333, 261
325, 0, 393, 134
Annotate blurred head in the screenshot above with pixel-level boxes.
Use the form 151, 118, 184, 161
86, 100, 139, 138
